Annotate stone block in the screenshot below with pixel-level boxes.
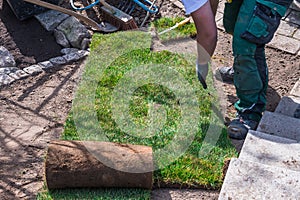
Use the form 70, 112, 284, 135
257, 111, 300, 141
294, 29, 300, 40
23, 65, 43, 75
215, 11, 223, 23
275, 96, 300, 117
216, 18, 225, 32
217, 0, 225, 13
290, 78, 300, 97
57, 16, 91, 49
285, 10, 300, 25
171, 0, 184, 9
38, 61, 54, 69
0, 73, 15, 86
77, 50, 89, 59
35, 10, 69, 31
276, 21, 298, 37
0, 46, 16, 68
0, 67, 18, 74
9, 70, 29, 80
240, 130, 300, 172
290, 0, 300, 11
49, 56, 67, 66
62, 53, 81, 62
54, 29, 70, 48
268, 34, 300, 54
219, 158, 300, 200
60, 48, 79, 55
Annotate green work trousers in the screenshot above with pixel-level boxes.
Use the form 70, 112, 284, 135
224, 0, 293, 121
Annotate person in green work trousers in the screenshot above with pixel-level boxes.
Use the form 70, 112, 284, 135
183, 0, 293, 140
222, 0, 293, 139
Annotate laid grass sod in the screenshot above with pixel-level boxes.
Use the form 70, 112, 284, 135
39, 30, 237, 199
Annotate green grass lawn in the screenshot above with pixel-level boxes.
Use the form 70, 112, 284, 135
39, 30, 236, 199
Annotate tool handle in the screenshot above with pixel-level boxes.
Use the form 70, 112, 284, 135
23, 0, 102, 31
177, 17, 191, 27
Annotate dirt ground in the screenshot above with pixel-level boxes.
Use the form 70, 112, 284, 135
0, 0, 299, 199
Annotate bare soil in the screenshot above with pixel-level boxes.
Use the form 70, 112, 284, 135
0, 0, 299, 199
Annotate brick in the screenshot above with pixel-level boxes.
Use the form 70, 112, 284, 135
219, 158, 300, 200
267, 34, 300, 54
240, 131, 300, 172
23, 65, 43, 75
275, 96, 300, 117
257, 111, 300, 141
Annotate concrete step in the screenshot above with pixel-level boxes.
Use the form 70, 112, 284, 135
219, 158, 300, 200
275, 96, 300, 118
257, 111, 300, 141
240, 130, 300, 172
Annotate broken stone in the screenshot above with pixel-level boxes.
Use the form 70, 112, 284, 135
57, 16, 91, 49
54, 29, 70, 48
35, 10, 70, 32
0, 46, 16, 68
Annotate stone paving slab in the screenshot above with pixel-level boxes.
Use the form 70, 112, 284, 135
219, 158, 300, 200
268, 33, 300, 54
275, 96, 300, 117
290, 78, 300, 97
257, 111, 300, 141
240, 130, 300, 172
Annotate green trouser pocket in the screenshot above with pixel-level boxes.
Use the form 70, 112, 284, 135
240, 0, 292, 44
223, 0, 243, 34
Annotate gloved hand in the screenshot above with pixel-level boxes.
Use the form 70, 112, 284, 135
196, 62, 208, 89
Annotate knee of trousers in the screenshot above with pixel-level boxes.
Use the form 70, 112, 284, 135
233, 54, 264, 93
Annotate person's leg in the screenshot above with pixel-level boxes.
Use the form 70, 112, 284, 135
228, 0, 293, 139
191, 1, 217, 57
191, 1, 218, 88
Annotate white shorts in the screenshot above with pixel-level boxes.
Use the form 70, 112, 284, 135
181, 0, 208, 14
